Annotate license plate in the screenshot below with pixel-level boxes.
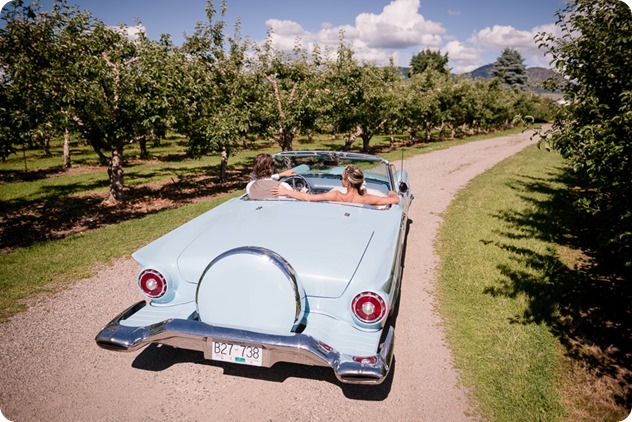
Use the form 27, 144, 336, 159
211, 341, 263, 366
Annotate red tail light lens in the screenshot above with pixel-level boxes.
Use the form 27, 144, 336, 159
318, 341, 333, 352
353, 356, 378, 365
138, 269, 167, 298
352, 292, 386, 323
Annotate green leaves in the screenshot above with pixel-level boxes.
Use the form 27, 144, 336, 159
538, 0, 632, 272
409, 48, 450, 76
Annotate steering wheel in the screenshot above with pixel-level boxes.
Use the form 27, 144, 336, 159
280, 174, 313, 194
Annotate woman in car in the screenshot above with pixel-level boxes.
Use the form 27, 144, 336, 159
272, 165, 399, 205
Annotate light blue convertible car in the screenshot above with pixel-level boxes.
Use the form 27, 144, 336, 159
96, 151, 413, 385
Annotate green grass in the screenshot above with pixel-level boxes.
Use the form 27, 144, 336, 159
0, 128, 525, 203
437, 144, 570, 420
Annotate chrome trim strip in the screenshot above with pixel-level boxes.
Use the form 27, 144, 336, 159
95, 301, 394, 385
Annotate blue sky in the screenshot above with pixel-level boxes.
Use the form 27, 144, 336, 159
2, 0, 574, 73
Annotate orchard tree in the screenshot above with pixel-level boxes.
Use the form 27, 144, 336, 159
321, 42, 363, 149
0, 0, 53, 162
252, 34, 322, 151
398, 69, 444, 142
350, 62, 401, 152
177, 0, 256, 180
476, 78, 515, 131
322, 42, 401, 152
0, 0, 92, 167
0, 0, 173, 200
70, 23, 139, 202
70, 23, 176, 203
134, 33, 176, 159
409, 48, 449, 76
536, 0, 632, 270
492, 48, 528, 90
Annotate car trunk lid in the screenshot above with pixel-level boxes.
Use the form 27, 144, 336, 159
175, 200, 374, 298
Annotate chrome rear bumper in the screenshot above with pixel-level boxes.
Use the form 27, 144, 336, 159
95, 301, 394, 385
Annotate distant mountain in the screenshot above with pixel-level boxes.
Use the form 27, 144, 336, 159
465, 64, 563, 93
398, 64, 563, 93
526, 67, 563, 84
465, 64, 559, 81
468, 64, 494, 79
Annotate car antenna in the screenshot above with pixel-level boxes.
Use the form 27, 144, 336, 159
398, 150, 408, 193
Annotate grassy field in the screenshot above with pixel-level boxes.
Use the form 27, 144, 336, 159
1, 128, 625, 419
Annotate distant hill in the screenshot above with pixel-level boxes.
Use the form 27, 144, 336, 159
467, 64, 494, 79
465, 64, 559, 81
465, 64, 563, 93
398, 64, 563, 93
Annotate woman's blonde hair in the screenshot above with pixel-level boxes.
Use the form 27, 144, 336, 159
342, 165, 367, 195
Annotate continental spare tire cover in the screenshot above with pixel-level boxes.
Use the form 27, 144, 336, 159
196, 247, 306, 335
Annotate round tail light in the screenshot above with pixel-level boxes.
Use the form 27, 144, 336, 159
138, 269, 167, 299
352, 291, 386, 324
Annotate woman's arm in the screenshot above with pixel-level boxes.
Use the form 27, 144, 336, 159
361, 191, 400, 205
273, 185, 338, 202
272, 169, 296, 180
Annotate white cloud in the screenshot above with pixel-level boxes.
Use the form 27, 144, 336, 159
464, 23, 562, 70
468, 24, 539, 53
265, 19, 304, 37
443, 41, 484, 73
109, 24, 146, 42
264, 0, 446, 65
354, 0, 445, 49
266, 19, 307, 51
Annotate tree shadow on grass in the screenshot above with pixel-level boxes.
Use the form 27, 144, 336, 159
482, 168, 631, 413
0, 166, 250, 251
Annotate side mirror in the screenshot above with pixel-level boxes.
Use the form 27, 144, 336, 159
399, 181, 409, 193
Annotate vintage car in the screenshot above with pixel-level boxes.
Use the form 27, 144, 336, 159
96, 150, 413, 385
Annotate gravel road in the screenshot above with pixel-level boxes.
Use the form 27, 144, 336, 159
0, 130, 539, 421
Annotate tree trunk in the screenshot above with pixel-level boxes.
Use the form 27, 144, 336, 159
152, 129, 161, 147
362, 137, 370, 153
107, 144, 124, 203
63, 128, 71, 169
343, 126, 362, 151
139, 136, 148, 159
219, 148, 228, 182
360, 127, 372, 153
43, 136, 52, 157
266, 75, 294, 152
438, 123, 446, 141
279, 129, 293, 151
